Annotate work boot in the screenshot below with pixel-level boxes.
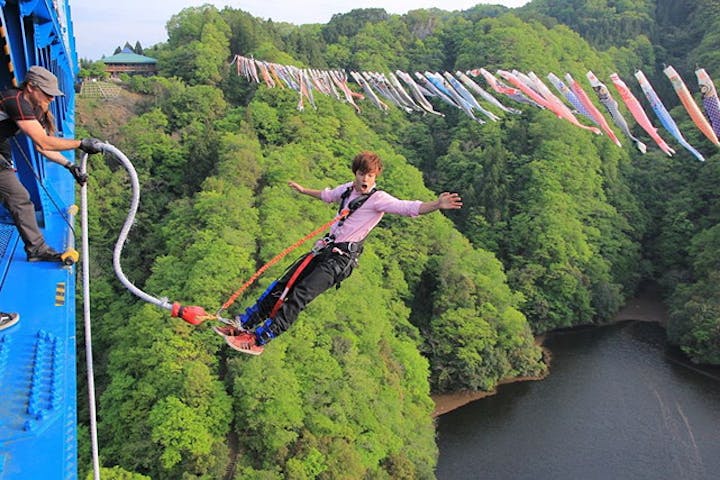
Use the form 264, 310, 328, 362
27, 246, 62, 262
0, 312, 19, 331
224, 332, 264, 355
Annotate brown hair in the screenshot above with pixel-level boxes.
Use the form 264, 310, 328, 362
351, 151, 383, 175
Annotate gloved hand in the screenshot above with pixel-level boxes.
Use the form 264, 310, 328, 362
79, 138, 104, 154
65, 162, 88, 186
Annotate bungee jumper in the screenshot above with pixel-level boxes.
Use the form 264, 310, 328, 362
213, 151, 462, 355
102, 142, 460, 348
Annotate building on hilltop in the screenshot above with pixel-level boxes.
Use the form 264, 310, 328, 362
103, 47, 157, 77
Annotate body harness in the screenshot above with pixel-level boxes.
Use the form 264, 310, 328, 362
250, 186, 378, 343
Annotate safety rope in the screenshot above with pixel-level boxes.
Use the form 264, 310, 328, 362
216, 210, 347, 316
79, 152, 101, 480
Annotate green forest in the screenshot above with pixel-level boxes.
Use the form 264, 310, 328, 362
75, 1, 720, 478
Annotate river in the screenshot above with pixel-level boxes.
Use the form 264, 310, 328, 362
435, 321, 720, 480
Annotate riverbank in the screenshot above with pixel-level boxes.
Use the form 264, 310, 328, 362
431, 290, 669, 417
431, 370, 548, 418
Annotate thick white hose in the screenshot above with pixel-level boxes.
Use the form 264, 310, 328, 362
102, 143, 173, 310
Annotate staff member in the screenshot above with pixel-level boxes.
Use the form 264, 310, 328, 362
0, 65, 102, 262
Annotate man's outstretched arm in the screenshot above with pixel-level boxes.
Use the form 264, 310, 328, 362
418, 192, 463, 215
288, 181, 324, 200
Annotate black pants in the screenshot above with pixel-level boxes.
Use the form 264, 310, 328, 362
246, 249, 354, 335
0, 168, 46, 253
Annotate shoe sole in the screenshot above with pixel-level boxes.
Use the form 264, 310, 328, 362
0, 314, 20, 331
223, 336, 264, 355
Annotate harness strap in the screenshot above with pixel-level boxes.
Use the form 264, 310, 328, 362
330, 186, 378, 237
236, 187, 379, 321
269, 252, 315, 318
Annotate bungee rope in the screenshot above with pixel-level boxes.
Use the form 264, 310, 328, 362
103, 142, 213, 324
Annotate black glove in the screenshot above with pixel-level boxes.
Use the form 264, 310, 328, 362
65, 162, 88, 186
79, 138, 104, 154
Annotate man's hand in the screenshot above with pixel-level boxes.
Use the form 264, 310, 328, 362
438, 192, 463, 210
65, 162, 88, 186
79, 138, 104, 154
418, 192, 462, 215
288, 181, 305, 194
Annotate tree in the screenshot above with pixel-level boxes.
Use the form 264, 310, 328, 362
88, 466, 151, 480
78, 60, 108, 80
159, 5, 232, 85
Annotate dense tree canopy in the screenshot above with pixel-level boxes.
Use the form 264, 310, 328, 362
76, 1, 720, 478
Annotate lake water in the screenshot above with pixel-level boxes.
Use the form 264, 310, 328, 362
436, 321, 720, 480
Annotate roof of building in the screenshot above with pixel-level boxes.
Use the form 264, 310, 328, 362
102, 50, 157, 65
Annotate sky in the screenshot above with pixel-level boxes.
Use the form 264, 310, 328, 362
71, 0, 530, 60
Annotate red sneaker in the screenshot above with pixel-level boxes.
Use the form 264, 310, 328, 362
225, 332, 264, 355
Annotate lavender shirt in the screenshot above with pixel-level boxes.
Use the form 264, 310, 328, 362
319, 181, 422, 243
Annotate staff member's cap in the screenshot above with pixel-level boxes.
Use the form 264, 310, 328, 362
25, 66, 64, 97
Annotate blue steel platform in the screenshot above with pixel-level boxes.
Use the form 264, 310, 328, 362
0, 0, 80, 478
0, 197, 78, 480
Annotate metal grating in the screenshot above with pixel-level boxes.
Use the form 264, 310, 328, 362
0, 224, 14, 258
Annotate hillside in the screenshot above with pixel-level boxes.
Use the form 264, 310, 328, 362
76, 83, 146, 140
75, 2, 720, 478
